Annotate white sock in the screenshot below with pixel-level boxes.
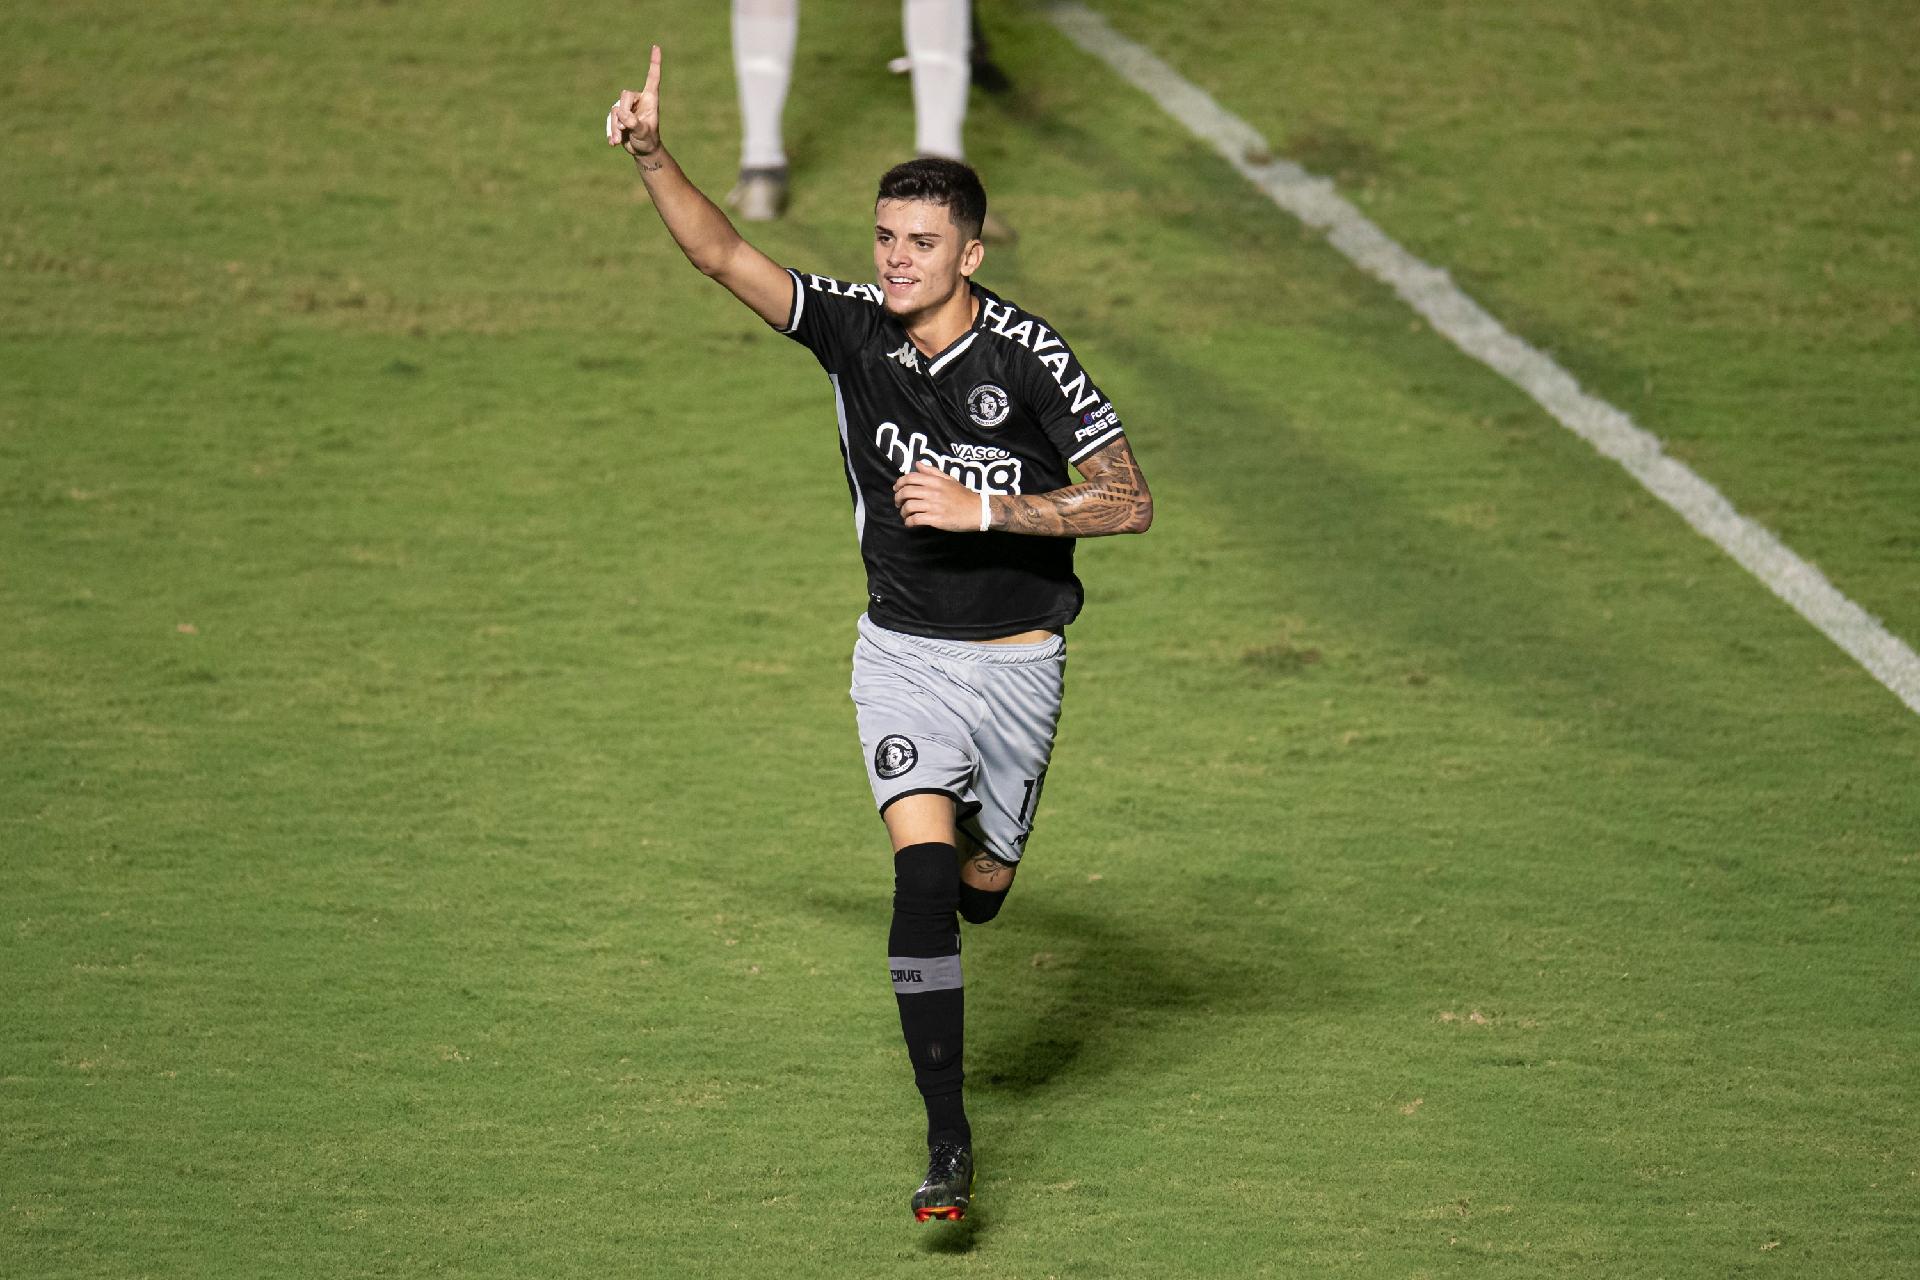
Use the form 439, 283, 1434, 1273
733, 0, 799, 171
903, 0, 970, 160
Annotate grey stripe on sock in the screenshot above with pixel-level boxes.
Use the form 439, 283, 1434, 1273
889, 953, 963, 993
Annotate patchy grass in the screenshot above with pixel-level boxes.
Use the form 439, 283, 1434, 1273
4, 2, 1918, 1277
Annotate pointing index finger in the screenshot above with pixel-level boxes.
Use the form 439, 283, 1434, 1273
643, 44, 661, 96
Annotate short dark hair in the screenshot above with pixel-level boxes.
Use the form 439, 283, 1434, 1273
876, 158, 987, 243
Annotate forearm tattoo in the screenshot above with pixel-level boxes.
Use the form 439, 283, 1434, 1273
993, 439, 1152, 536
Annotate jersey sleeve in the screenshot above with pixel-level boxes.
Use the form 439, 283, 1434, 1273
773, 269, 883, 374
1012, 323, 1128, 467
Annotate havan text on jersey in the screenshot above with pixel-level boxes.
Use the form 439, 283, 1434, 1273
805, 274, 884, 304
979, 298, 1104, 415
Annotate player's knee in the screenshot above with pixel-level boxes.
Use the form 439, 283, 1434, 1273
957, 882, 1008, 925
894, 841, 960, 914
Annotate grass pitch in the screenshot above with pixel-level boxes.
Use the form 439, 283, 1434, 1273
5, 1, 1917, 1276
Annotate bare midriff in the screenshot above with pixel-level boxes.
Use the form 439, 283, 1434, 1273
980, 629, 1056, 644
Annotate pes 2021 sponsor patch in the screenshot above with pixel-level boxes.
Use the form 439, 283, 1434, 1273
1074, 401, 1120, 441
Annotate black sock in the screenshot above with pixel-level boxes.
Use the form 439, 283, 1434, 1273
957, 881, 1009, 925
889, 841, 970, 1148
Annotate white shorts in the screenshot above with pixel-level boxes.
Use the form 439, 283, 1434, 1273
850, 613, 1066, 864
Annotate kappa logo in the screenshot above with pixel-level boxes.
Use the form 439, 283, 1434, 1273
966, 383, 1011, 429
874, 734, 918, 780
887, 341, 920, 372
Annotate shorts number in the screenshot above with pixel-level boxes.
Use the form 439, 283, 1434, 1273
1016, 769, 1049, 827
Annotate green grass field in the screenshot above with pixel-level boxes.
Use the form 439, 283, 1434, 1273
5, 1, 1917, 1275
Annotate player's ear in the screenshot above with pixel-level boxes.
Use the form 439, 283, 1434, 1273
960, 237, 985, 278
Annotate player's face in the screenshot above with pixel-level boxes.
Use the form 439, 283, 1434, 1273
874, 199, 984, 319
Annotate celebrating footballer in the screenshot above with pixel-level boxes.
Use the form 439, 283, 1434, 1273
607, 44, 1152, 1223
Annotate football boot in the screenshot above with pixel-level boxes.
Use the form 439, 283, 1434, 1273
725, 168, 788, 222
911, 1141, 974, 1222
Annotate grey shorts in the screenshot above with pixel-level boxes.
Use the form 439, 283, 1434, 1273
850, 613, 1066, 865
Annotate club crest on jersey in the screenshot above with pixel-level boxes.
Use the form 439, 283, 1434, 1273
874, 734, 918, 780
887, 341, 920, 372
966, 383, 1011, 429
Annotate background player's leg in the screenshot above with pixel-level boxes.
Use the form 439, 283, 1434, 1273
901, 1, 1013, 243
903, 0, 969, 161
729, 0, 797, 219
883, 794, 970, 1152
967, 7, 1011, 94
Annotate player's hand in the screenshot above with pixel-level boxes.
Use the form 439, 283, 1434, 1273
607, 45, 663, 158
894, 462, 987, 532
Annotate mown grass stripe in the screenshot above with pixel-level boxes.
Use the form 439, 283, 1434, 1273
1047, 0, 1920, 716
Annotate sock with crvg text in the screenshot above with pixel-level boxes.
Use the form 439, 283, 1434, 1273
889, 841, 970, 1147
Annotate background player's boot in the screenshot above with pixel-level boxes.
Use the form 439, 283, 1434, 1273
725, 167, 788, 221
911, 1141, 974, 1222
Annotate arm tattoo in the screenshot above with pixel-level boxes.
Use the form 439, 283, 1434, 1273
991, 439, 1153, 537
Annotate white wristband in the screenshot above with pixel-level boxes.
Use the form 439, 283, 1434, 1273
978, 489, 992, 533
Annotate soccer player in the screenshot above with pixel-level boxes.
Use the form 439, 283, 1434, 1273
608, 45, 1151, 1222
729, 0, 1015, 240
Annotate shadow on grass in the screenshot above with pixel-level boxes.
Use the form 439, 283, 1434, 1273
968, 900, 1200, 1096
919, 1203, 986, 1254
801, 881, 1344, 1104
966, 895, 1341, 1098
838, 888, 1339, 1258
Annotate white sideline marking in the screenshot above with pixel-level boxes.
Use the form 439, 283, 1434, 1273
1047, 2, 1920, 716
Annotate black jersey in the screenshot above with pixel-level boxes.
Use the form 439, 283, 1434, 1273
775, 269, 1128, 640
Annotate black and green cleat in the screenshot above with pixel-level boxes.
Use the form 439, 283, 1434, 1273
910, 1142, 974, 1222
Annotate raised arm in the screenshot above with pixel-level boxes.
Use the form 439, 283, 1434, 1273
607, 46, 793, 329
892, 438, 1154, 537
